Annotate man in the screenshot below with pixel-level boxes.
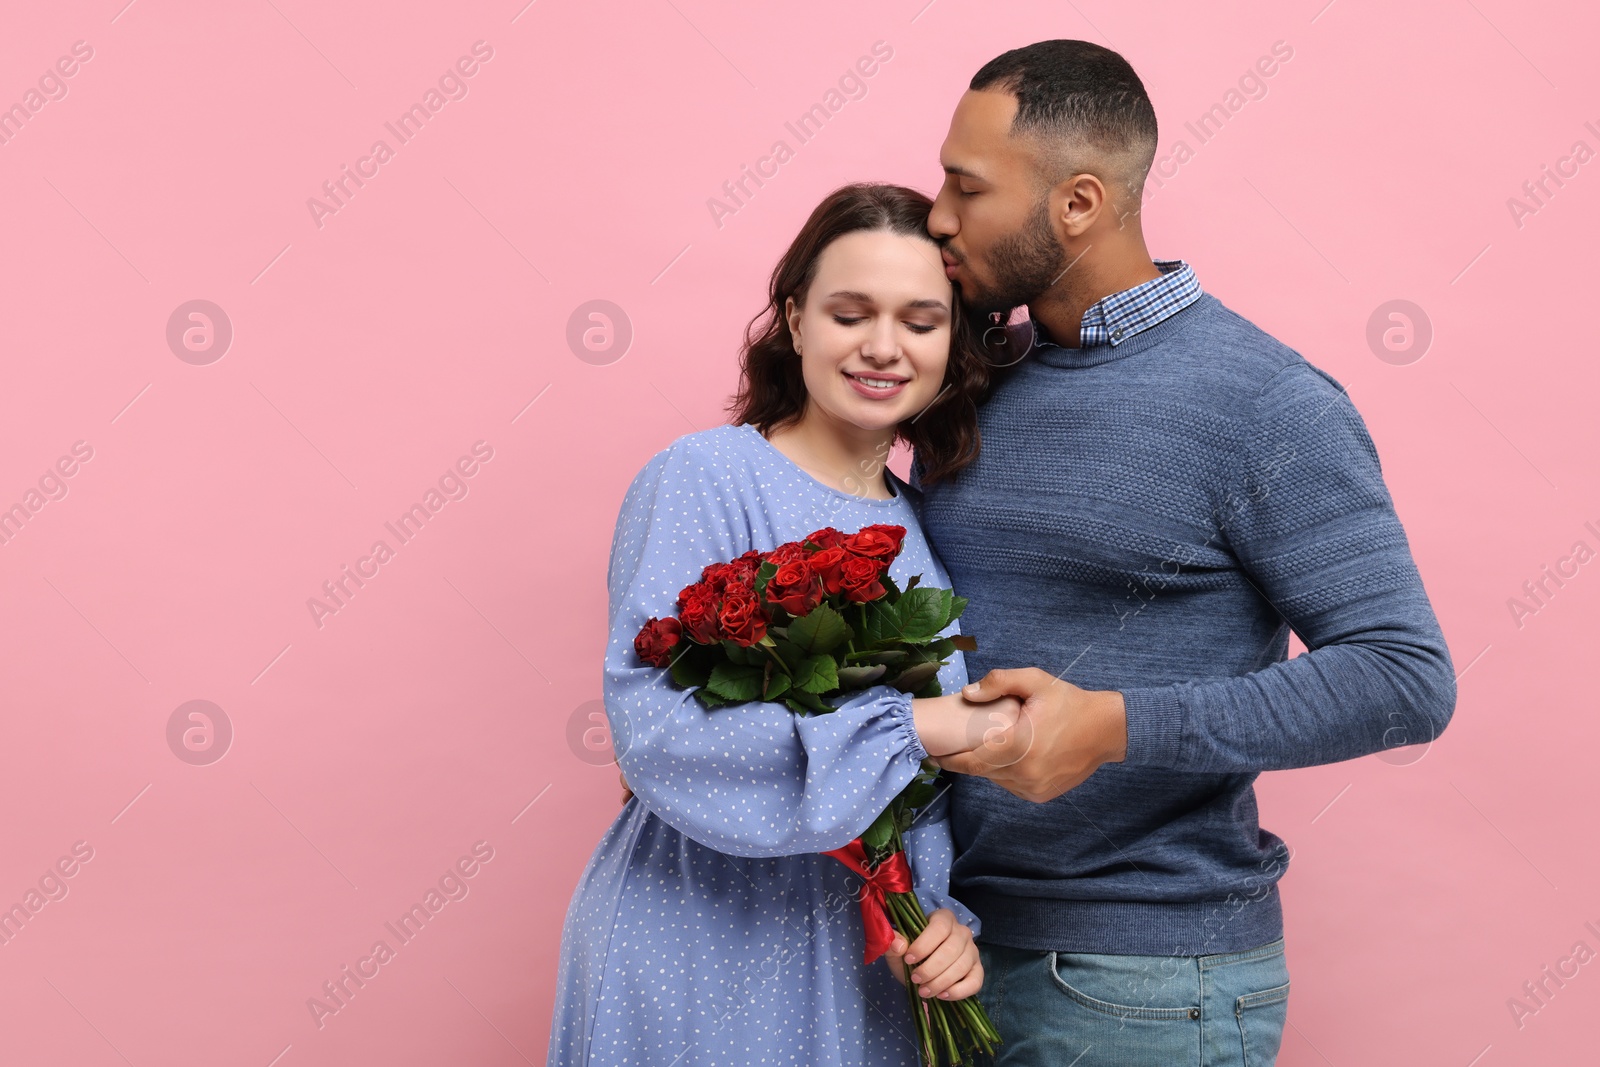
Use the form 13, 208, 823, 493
906, 39, 1456, 1064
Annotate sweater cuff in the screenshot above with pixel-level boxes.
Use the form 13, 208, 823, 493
1119, 685, 1186, 768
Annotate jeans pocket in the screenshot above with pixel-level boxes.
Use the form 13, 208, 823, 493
1046, 951, 1198, 1021
1235, 980, 1290, 1066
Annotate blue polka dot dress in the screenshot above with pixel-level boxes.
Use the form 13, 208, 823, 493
546, 422, 978, 1066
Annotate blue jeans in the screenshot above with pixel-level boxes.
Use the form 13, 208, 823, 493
974, 936, 1290, 1066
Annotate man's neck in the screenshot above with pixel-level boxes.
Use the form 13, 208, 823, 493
1032, 252, 1163, 349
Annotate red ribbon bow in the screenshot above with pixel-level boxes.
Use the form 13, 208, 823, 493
821, 836, 914, 965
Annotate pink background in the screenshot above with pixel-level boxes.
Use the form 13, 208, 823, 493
1, 0, 1595, 1063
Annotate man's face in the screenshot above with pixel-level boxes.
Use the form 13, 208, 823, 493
929, 89, 1068, 316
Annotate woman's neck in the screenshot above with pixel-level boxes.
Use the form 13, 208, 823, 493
763, 418, 898, 500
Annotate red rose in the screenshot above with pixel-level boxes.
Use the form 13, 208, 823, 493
803, 527, 846, 551
839, 555, 888, 603
729, 558, 760, 587
764, 559, 822, 616
807, 546, 849, 596
676, 579, 710, 614
765, 541, 807, 566
843, 524, 906, 564
679, 587, 722, 643
719, 589, 768, 646
634, 617, 682, 667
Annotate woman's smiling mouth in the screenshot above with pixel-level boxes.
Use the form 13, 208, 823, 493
843, 370, 909, 398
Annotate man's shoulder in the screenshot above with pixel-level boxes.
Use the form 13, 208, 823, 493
1175, 294, 1349, 409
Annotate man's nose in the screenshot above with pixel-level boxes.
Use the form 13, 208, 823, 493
927, 191, 958, 239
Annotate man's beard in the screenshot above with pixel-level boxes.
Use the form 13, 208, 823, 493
956, 195, 1071, 317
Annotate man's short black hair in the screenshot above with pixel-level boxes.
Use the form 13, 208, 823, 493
971, 40, 1158, 194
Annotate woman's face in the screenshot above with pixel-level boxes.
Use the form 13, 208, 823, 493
784, 229, 953, 436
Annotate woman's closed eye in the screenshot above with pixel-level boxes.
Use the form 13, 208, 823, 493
832, 314, 939, 334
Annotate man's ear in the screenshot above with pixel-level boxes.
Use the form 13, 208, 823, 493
1052, 173, 1106, 239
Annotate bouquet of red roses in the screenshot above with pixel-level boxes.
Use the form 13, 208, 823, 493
634, 523, 1002, 1066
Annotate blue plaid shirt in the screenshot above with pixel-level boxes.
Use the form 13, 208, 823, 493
1031, 258, 1202, 348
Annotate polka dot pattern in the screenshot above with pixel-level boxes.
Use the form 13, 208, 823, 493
547, 423, 978, 1066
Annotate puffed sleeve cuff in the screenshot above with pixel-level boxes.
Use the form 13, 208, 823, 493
815, 683, 928, 765
1119, 685, 1186, 768
888, 688, 930, 765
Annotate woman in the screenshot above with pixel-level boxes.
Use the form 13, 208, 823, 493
546, 183, 1019, 1066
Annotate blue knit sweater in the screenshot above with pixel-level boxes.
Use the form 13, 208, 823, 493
911, 292, 1456, 956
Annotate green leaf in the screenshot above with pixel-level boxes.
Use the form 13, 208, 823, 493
888, 660, 941, 694
706, 662, 763, 701
895, 588, 949, 642
720, 639, 760, 666
834, 664, 887, 689
843, 647, 907, 664
860, 807, 897, 855
793, 654, 839, 695
859, 600, 900, 648
948, 592, 968, 623
763, 670, 791, 701
754, 560, 779, 601
785, 688, 828, 714
787, 603, 849, 656
665, 641, 717, 688
773, 636, 805, 666
693, 688, 734, 710
670, 654, 711, 689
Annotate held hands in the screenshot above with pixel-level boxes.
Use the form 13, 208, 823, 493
882, 908, 983, 1001
614, 667, 1128, 808
615, 690, 1030, 805
935, 668, 1130, 804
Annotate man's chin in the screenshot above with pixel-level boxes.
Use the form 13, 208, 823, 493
957, 283, 1014, 319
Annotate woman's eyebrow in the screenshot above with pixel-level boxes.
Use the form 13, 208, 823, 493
825, 290, 948, 312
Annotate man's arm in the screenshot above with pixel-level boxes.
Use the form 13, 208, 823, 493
1121, 361, 1456, 773
947, 361, 1456, 795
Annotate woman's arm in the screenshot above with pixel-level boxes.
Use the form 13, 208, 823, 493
604, 438, 965, 858
616, 693, 1021, 800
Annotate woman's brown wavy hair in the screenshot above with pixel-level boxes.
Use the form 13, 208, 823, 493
724, 182, 998, 487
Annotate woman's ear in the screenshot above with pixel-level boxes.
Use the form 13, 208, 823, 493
784, 296, 803, 353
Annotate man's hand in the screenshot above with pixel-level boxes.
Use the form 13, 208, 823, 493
935, 668, 1129, 804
